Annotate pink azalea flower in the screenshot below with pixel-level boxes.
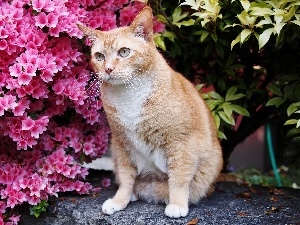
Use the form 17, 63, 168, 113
5, 188, 26, 208
153, 18, 166, 33
0, 104, 4, 116
26, 195, 41, 205
9, 64, 22, 77
18, 72, 32, 85
0, 39, 8, 50
61, 165, 71, 176
43, 1, 56, 12
83, 142, 94, 155
47, 12, 59, 28
0, 0, 124, 217
22, 117, 35, 130
49, 26, 60, 37
40, 69, 53, 82
32, 0, 47, 12
53, 81, 65, 94
8, 215, 21, 225
0, 201, 6, 213
101, 178, 111, 188
0, 27, 9, 38
13, 98, 30, 116
35, 12, 47, 28
119, 7, 137, 26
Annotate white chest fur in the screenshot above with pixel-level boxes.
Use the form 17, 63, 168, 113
102, 77, 152, 129
102, 78, 168, 175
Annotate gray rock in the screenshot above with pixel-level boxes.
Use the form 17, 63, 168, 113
19, 171, 300, 225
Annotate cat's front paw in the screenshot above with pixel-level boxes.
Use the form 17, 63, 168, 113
164, 204, 188, 218
102, 199, 126, 215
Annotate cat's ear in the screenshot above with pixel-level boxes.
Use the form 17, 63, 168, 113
130, 6, 153, 42
77, 24, 98, 44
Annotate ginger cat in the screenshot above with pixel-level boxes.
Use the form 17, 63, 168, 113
78, 6, 223, 218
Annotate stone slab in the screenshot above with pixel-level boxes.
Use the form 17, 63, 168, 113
19, 170, 300, 225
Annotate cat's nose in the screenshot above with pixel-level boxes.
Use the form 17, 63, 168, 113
105, 67, 113, 74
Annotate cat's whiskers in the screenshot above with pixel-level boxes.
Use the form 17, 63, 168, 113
124, 77, 136, 89
132, 77, 142, 87
115, 69, 151, 90
78, 71, 103, 105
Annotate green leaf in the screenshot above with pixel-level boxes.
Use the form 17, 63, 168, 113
215, 43, 224, 58
172, 7, 182, 23
225, 86, 245, 101
259, 28, 273, 49
273, 22, 286, 35
225, 68, 235, 77
279, 74, 300, 82
218, 130, 227, 139
218, 111, 235, 125
284, 119, 298, 125
222, 103, 233, 119
162, 31, 176, 42
156, 14, 168, 24
195, 84, 204, 91
240, 29, 252, 43
193, 30, 210, 42
193, 30, 207, 35
154, 35, 166, 51
291, 20, 300, 26
208, 91, 223, 100
172, 7, 189, 24
218, 78, 226, 91
231, 104, 250, 117
211, 33, 218, 42
282, 6, 295, 23
255, 17, 273, 28
283, 82, 298, 99
240, 0, 250, 11
180, 0, 201, 10
80, 152, 85, 164
287, 102, 300, 116
237, 11, 257, 25
250, 7, 273, 16
231, 33, 241, 50
204, 43, 213, 58
206, 99, 223, 110
174, 19, 195, 27
268, 84, 283, 96
225, 86, 237, 101
266, 96, 285, 107
275, 28, 285, 48
226, 53, 236, 67
213, 113, 221, 129
295, 83, 300, 99
201, 32, 209, 42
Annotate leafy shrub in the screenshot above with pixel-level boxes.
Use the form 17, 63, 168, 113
149, 0, 300, 166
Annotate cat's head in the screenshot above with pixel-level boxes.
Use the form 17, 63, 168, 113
78, 7, 156, 85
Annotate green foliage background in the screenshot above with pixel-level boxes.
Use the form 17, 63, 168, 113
149, 0, 300, 168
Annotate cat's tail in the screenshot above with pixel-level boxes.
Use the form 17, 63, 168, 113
132, 173, 169, 204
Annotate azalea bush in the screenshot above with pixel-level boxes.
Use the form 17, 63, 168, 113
0, 0, 166, 223
148, 0, 300, 167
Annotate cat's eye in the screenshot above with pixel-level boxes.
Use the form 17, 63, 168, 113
118, 48, 131, 58
94, 52, 105, 61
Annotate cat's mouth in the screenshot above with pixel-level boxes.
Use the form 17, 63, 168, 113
102, 75, 125, 85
